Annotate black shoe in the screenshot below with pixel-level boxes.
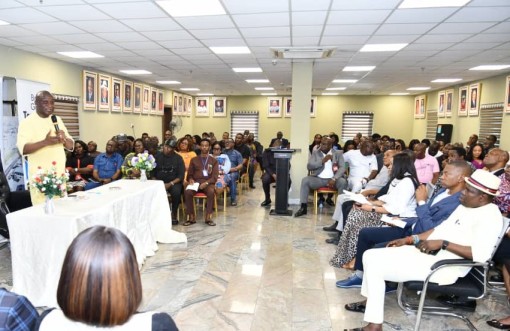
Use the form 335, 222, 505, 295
325, 237, 339, 245
490, 273, 504, 282
172, 220, 178, 225
323, 222, 339, 232
260, 200, 271, 207
436, 294, 477, 311
171, 213, 178, 225
249, 185, 255, 189
294, 208, 307, 217
326, 198, 335, 206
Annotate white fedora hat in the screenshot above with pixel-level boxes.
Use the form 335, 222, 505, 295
464, 169, 500, 196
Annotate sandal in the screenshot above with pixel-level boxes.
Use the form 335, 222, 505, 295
183, 215, 196, 226
344, 301, 366, 314
487, 319, 510, 330
205, 220, 216, 226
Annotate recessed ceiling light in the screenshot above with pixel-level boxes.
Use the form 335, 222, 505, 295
246, 79, 270, 83
233, 67, 263, 73
332, 79, 358, 83
326, 87, 346, 91
390, 93, 410, 96
261, 93, 277, 96
180, 88, 200, 91
0, 20, 10, 26
322, 93, 339, 96
57, 51, 104, 59
197, 93, 214, 96
210, 46, 250, 54
469, 65, 510, 71
156, 0, 226, 17
255, 87, 274, 91
407, 87, 431, 91
360, 44, 408, 52
431, 78, 462, 83
119, 69, 152, 75
399, 0, 469, 9
343, 66, 376, 72
156, 80, 181, 85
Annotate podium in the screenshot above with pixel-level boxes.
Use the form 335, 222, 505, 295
269, 148, 295, 216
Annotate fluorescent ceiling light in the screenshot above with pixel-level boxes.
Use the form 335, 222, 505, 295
469, 65, 510, 71
119, 69, 152, 75
210, 46, 250, 54
197, 93, 214, 96
156, 0, 225, 17
156, 80, 181, 85
322, 93, 339, 96
360, 44, 408, 52
180, 88, 200, 91
407, 87, 431, 91
233, 67, 262, 73
57, 51, 104, 59
261, 93, 277, 96
343, 66, 376, 72
431, 78, 462, 83
390, 93, 410, 96
399, 0, 469, 9
246, 79, 269, 83
255, 87, 274, 91
332, 79, 358, 83
0, 20, 10, 25
326, 87, 346, 91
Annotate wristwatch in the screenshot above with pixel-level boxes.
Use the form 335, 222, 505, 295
441, 240, 450, 250
74, 168, 78, 173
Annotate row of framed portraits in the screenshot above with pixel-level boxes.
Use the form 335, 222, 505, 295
414, 82, 481, 119
83, 71, 164, 115
267, 97, 317, 118
193, 97, 227, 117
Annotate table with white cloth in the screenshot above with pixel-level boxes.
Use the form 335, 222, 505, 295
7, 179, 187, 307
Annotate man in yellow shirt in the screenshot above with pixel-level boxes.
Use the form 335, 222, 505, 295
17, 91, 74, 204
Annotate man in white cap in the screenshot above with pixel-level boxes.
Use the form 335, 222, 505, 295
343, 169, 503, 331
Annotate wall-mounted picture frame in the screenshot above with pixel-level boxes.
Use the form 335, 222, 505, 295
212, 97, 226, 117
98, 74, 110, 112
414, 95, 426, 119
437, 90, 445, 118
310, 97, 317, 117
187, 97, 192, 116
133, 83, 142, 114
284, 97, 292, 117
142, 85, 150, 114
183, 95, 188, 115
196, 97, 209, 117
445, 89, 453, 118
83, 70, 97, 111
468, 82, 481, 116
505, 76, 510, 113
123, 81, 133, 113
458, 85, 468, 117
173, 93, 179, 115
150, 87, 157, 114
111, 77, 122, 113
158, 90, 164, 115
267, 97, 282, 117
178, 95, 184, 114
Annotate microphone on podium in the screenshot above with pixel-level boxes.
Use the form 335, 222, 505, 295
50, 114, 60, 132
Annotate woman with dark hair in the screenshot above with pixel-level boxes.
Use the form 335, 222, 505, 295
408, 139, 420, 152
394, 139, 406, 152
330, 134, 342, 151
65, 140, 94, 192
211, 141, 231, 194
309, 134, 322, 155
466, 142, 485, 169
330, 152, 419, 269
343, 140, 356, 153
121, 138, 146, 178
35, 226, 178, 330
192, 135, 202, 154
176, 137, 197, 186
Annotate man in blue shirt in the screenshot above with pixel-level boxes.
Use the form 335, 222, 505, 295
0, 288, 38, 331
223, 138, 243, 206
86, 140, 123, 190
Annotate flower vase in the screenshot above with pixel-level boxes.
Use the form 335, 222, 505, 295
44, 196, 55, 214
140, 169, 147, 182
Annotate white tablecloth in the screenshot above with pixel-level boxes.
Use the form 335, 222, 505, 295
7, 179, 187, 307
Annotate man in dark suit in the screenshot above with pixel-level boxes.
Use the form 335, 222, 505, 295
269, 131, 289, 149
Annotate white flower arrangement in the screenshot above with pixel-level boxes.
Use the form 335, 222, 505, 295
131, 150, 157, 171
31, 161, 69, 198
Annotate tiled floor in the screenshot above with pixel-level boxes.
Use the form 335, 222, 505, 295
0, 176, 508, 330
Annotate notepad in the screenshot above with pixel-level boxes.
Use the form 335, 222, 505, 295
186, 182, 200, 191
342, 190, 372, 205
380, 215, 407, 229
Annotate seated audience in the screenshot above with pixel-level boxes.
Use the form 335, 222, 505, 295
269, 131, 289, 149
343, 141, 378, 193
484, 134, 497, 154
223, 138, 243, 206
465, 133, 478, 154
330, 152, 419, 269
211, 141, 231, 195
121, 138, 145, 179
65, 140, 94, 192
35, 226, 178, 331
414, 143, 439, 184
260, 140, 292, 207
184, 139, 219, 226
309, 134, 322, 155
176, 137, 196, 187
484, 148, 509, 176
494, 161, 510, 216
87, 141, 100, 158
0, 288, 38, 331
116, 133, 131, 158
466, 142, 485, 169
87, 140, 123, 190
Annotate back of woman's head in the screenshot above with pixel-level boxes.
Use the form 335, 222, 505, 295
57, 226, 142, 327
391, 152, 419, 183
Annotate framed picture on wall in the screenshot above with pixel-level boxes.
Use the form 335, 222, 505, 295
123, 81, 133, 113
158, 90, 164, 115
111, 77, 122, 112
505, 76, 510, 113
212, 97, 226, 117
142, 85, 150, 114
173, 93, 179, 115
445, 89, 453, 117
468, 82, 481, 116
437, 90, 445, 118
196, 97, 209, 116
458, 85, 468, 117
187, 97, 192, 116
178, 95, 183, 114
267, 97, 282, 117
284, 97, 292, 117
150, 87, 157, 114
98, 74, 110, 112
83, 71, 97, 111
414, 95, 426, 119
310, 97, 317, 117
133, 83, 142, 114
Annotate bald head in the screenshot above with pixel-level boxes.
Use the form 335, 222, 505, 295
35, 90, 55, 118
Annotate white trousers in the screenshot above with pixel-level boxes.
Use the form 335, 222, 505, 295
332, 194, 353, 231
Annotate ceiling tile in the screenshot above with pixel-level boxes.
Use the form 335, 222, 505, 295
119, 18, 181, 31
320, 36, 367, 46
367, 35, 420, 43
70, 20, 133, 33
292, 36, 320, 46
0, 7, 57, 24
232, 13, 289, 28
463, 34, 510, 43
330, 0, 401, 10
141, 30, 194, 41
93, 2, 167, 19
327, 10, 391, 25
0, 1, 25, 9
76, 42, 124, 51
429, 22, 496, 34
386, 8, 458, 24
0, 25, 38, 37
37, 4, 110, 20
201, 38, 246, 47
244, 37, 291, 47
22, 22, 84, 35
115, 41, 163, 50
239, 26, 290, 38
291, 0, 331, 11
95, 32, 148, 42
292, 25, 323, 37
158, 39, 203, 49
416, 34, 471, 43
52, 33, 106, 44
175, 15, 235, 30
292, 11, 327, 26
222, 0, 288, 14
165, 47, 211, 55
447, 7, 510, 22
375, 23, 437, 35
189, 28, 242, 40
323, 24, 378, 36
15, 35, 60, 45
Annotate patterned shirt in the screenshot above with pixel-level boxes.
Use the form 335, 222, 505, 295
495, 173, 510, 215
0, 288, 38, 331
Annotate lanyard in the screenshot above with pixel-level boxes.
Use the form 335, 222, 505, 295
201, 155, 209, 170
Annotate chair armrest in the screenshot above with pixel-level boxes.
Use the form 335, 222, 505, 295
430, 258, 487, 271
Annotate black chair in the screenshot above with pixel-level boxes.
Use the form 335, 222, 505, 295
0, 170, 32, 240
396, 217, 509, 331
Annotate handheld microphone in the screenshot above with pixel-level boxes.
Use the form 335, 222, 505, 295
51, 114, 60, 132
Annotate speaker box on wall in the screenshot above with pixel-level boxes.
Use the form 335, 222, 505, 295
436, 124, 453, 144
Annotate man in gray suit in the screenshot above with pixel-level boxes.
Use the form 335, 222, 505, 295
295, 137, 347, 217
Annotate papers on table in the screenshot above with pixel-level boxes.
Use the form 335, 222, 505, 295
186, 182, 199, 191
380, 215, 407, 229
342, 190, 373, 205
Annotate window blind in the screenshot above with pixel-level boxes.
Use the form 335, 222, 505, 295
341, 111, 373, 143
426, 109, 438, 141
479, 103, 503, 147
53, 94, 80, 140
230, 111, 259, 140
